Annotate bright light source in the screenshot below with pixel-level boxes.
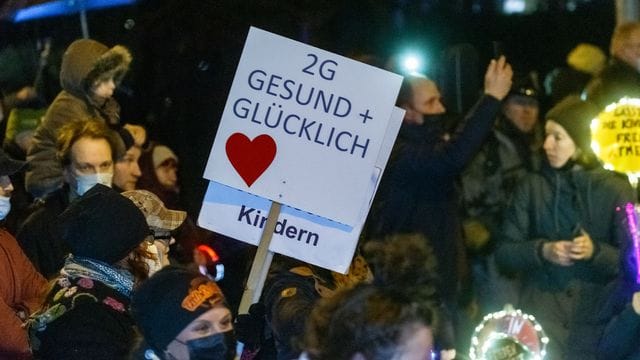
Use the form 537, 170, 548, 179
403, 56, 420, 73
503, 0, 526, 14
397, 52, 427, 76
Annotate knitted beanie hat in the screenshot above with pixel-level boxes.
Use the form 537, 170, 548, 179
545, 95, 601, 151
130, 266, 226, 352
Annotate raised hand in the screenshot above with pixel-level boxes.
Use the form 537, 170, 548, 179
483, 56, 513, 101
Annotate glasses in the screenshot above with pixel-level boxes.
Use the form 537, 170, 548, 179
152, 232, 175, 246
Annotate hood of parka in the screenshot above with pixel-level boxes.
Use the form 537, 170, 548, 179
59, 39, 132, 99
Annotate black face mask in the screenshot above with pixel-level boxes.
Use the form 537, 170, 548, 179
184, 330, 236, 360
421, 114, 447, 133
422, 114, 444, 122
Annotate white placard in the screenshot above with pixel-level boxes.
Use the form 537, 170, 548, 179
203, 27, 402, 226
199, 108, 405, 273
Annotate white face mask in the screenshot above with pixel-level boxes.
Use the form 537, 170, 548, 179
144, 241, 170, 277
75, 172, 113, 196
0, 195, 11, 220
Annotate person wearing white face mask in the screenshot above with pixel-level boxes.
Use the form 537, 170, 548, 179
0, 148, 48, 359
16, 120, 118, 278
121, 189, 186, 277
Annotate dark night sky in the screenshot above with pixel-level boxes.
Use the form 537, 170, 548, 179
0, 0, 618, 214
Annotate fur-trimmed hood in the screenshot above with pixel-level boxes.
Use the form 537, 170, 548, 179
59, 39, 132, 99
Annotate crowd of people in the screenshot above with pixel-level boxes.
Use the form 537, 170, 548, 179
2, 18, 640, 360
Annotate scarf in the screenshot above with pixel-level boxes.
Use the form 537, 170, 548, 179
27, 256, 134, 335
61, 255, 134, 297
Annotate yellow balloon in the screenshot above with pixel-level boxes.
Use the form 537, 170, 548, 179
591, 98, 640, 173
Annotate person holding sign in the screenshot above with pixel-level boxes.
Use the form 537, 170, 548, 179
495, 96, 635, 359
367, 56, 512, 323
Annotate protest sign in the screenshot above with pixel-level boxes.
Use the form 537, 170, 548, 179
591, 97, 640, 174
591, 98, 640, 287
199, 107, 405, 273
203, 27, 403, 226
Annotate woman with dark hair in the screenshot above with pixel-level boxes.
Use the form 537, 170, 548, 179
304, 283, 437, 360
303, 234, 442, 360
27, 184, 154, 359
495, 96, 635, 359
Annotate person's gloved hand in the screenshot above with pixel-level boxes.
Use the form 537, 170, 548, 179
235, 303, 266, 351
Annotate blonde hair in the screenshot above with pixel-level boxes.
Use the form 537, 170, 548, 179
56, 120, 117, 167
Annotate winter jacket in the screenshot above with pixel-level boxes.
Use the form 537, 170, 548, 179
26, 39, 131, 198
583, 57, 640, 110
495, 163, 634, 359
597, 261, 640, 359
29, 275, 134, 359
597, 280, 640, 360
367, 94, 501, 302
17, 187, 72, 279
461, 118, 542, 248
598, 300, 640, 359
0, 228, 46, 359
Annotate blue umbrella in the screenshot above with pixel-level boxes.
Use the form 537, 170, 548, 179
10, 0, 137, 38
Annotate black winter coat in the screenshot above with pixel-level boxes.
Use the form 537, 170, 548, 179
30, 275, 134, 359
368, 94, 501, 302
496, 163, 634, 359
598, 296, 640, 360
17, 187, 71, 279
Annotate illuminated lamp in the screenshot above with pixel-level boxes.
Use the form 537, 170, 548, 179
469, 305, 548, 360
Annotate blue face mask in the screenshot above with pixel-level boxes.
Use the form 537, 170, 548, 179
0, 195, 11, 220
75, 173, 113, 196
183, 330, 236, 360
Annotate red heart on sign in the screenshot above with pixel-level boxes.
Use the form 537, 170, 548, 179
225, 133, 277, 187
